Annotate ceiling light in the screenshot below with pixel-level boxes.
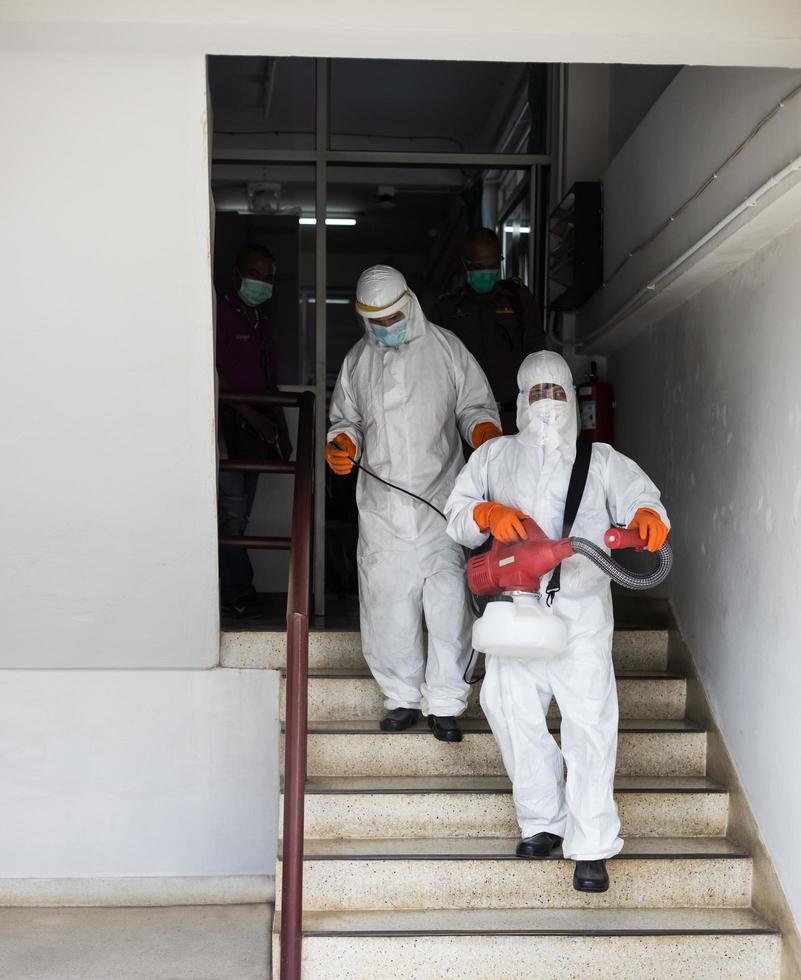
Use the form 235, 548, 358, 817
299, 217, 357, 226
306, 297, 352, 304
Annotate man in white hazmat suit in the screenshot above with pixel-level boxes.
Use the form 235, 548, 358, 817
444, 351, 669, 891
325, 265, 502, 741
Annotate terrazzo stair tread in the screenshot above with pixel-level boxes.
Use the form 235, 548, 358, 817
277, 838, 753, 912
300, 725, 707, 777
272, 935, 781, 980
273, 908, 782, 980
287, 906, 778, 937
300, 717, 705, 734
287, 774, 730, 838
289, 836, 749, 861
281, 672, 688, 721
298, 774, 726, 793
280, 668, 685, 680
222, 627, 669, 671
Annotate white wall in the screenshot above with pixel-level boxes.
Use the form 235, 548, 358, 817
0, 669, 280, 876
612, 218, 801, 927
608, 65, 680, 158
0, 51, 219, 668
580, 66, 801, 346
2, 1, 801, 67
563, 64, 610, 192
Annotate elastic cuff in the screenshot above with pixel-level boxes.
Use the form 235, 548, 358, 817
520, 820, 567, 840
384, 697, 422, 711
563, 838, 624, 862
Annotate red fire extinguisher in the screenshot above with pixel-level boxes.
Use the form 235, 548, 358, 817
578, 361, 614, 445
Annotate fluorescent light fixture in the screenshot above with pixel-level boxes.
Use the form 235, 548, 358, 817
299, 217, 357, 226
503, 225, 531, 234
306, 297, 352, 304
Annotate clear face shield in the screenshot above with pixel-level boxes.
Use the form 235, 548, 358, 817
516, 380, 573, 439
527, 383, 568, 405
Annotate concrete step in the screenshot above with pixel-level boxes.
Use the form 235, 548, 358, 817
222, 627, 668, 673
279, 669, 686, 722
273, 907, 780, 980
283, 775, 728, 839
293, 718, 707, 778
276, 837, 752, 912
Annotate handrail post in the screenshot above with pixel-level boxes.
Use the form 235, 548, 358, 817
280, 611, 309, 979
279, 390, 314, 980
219, 388, 313, 979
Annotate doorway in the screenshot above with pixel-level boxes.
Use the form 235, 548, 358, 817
208, 55, 551, 615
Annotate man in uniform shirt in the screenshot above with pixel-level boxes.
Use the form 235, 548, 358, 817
216, 243, 290, 618
432, 227, 545, 434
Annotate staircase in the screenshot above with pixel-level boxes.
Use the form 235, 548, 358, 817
224, 626, 782, 979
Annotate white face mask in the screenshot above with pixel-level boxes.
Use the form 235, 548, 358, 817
527, 399, 569, 426
517, 396, 573, 447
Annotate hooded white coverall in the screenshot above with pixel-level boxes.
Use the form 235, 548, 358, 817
328, 266, 501, 717
444, 351, 669, 860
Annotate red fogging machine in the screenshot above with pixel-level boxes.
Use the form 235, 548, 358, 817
466, 519, 672, 660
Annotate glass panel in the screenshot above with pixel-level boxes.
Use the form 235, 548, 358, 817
208, 56, 315, 152
211, 164, 316, 597
330, 60, 547, 154
499, 190, 531, 287
211, 163, 316, 386
324, 164, 477, 333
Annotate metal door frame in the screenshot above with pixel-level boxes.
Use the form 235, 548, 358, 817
212, 58, 552, 616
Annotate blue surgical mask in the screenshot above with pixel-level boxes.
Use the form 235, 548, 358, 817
237, 277, 273, 307
371, 319, 408, 348
466, 268, 500, 294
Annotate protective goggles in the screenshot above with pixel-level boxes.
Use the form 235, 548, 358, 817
526, 383, 568, 404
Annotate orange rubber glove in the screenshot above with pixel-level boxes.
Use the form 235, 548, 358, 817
324, 433, 357, 475
474, 501, 529, 543
627, 507, 669, 552
471, 421, 503, 449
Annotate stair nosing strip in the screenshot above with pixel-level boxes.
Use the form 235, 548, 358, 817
293, 853, 751, 862
278, 841, 751, 862
286, 784, 728, 796
299, 926, 779, 938
295, 722, 707, 735
282, 670, 684, 680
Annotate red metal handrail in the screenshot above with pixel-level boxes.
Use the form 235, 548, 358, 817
280, 390, 314, 980
219, 389, 314, 979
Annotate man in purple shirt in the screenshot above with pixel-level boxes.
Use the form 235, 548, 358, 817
217, 243, 290, 617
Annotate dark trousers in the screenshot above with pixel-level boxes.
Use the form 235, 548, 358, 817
218, 467, 259, 603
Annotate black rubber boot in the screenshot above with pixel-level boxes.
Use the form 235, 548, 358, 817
427, 715, 463, 743
379, 708, 420, 732
573, 859, 610, 893
515, 832, 562, 858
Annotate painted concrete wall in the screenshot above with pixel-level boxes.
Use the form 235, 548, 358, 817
580, 66, 801, 345
608, 65, 680, 158
563, 65, 610, 191
0, 669, 280, 876
2, 1, 801, 67
0, 51, 219, 669
612, 218, 801, 927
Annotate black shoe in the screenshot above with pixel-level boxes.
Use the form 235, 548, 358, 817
573, 859, 609, 893
221, 595, 261, 620
380, 708, 420, 732
427, 715, 463, 743
516, 833, 562, 858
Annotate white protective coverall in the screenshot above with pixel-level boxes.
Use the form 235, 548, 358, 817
328, 266, 501, 716
444, 351, 669, 859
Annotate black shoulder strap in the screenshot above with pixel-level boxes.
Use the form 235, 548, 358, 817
546, 438, 593, 605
